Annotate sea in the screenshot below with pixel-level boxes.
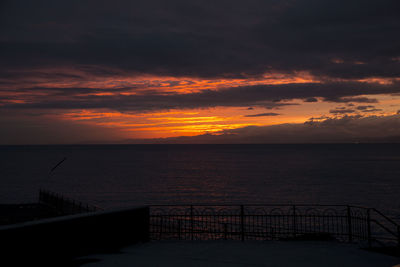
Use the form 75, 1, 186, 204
1, 144, 399, 219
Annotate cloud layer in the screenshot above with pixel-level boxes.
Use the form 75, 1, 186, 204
1, 81, 399, 112
1, 0, 399, 143
1, 0, 399, 79
138, 114, 400, 144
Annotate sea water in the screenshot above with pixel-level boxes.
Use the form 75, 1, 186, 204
0, 144, 399, 219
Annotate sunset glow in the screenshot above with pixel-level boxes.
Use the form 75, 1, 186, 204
1, 0, 399, 144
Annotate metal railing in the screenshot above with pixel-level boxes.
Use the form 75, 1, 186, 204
149, 205, 400, 248
39, 189, 102, 215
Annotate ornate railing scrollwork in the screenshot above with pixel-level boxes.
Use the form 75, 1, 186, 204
149, 204, 399, 248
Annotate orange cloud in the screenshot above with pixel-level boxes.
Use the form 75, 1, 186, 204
3, 67, 399, 141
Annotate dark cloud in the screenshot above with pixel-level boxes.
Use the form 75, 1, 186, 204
307, 116, 330, 121
1, 81, 399, 112
329, 104, 384, 114
362, 108, 382, 113
135, 114, 400, 144
0, 0, 399, 79
0, 111, 125, 144
355, 105, 383, 112
304, 97, 318, 102
330, 108, 355, 114
325, 96, 379, 103
244, 113, 280, 117
356, 105, 375, 110
1, 86, 132, 96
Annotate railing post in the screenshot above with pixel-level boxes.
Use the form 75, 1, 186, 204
240, 205, 245, 241
293, 205, 297, 238
224, 223, 228, 240
190, 205, 194, 241
367, 209, 372, 248
60, 196, 64, 214
178, 219, 181, 240
159, 216, 163, 240
347, 206, 353, 243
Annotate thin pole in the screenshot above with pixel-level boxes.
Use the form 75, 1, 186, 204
178, 219, 181, 240
159, 217, 163, 240
190, 205, 194, 241
367, 209, 371, 248
293, 205, 297, 238
240, 205, 245, 241
347, 206, 353, 243
224, 223, 228, 240
48, 157, 67, 178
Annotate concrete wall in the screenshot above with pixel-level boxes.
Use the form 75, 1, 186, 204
0, 206, 149, 265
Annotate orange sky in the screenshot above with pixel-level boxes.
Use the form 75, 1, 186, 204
37, 74, 397, 140
1, 69, 400, 141
1, 0, 400, 144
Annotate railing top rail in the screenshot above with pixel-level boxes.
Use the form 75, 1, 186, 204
149, 204, 371, 209
39, 189, 103, 211
149, 203, 400, 247
149, 204, 399, 224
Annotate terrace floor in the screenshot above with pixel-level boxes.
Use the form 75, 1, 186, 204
80, 240, 400, 267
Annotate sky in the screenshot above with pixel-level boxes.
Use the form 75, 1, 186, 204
0, 0, 400, 144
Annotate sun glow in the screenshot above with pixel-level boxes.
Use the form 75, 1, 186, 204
2, 67, 399, 141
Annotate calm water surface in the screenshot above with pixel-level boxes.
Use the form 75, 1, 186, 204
0, 144, 399, 218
